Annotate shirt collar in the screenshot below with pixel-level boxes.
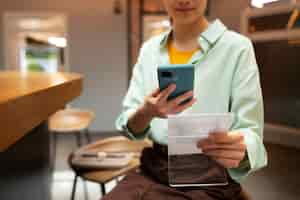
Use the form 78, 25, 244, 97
159, 19, 227, 53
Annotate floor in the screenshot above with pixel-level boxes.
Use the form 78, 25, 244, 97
51, 132, 300, 200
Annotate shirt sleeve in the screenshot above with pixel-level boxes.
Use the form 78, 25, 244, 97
115, 44, 152, 140
228, 39, 268, 182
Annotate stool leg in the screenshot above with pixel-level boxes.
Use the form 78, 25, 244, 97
51, 133, 58, 171
71, 175, 78, 200
100, 183, 106, 196
84, 129, 92, 144
75, 132, 82, 147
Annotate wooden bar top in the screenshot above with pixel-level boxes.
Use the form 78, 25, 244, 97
0, 71, 83, 151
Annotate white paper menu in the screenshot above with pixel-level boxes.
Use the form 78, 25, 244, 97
168, 113, 234, 155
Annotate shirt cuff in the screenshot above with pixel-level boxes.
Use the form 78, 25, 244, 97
116, 109, 151, 141
228, 151, 251, 182
228, 128, 268, 182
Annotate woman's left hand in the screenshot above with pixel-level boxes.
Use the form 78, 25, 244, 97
197, 132, 247, 169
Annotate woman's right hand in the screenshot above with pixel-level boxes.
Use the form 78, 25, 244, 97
141, 84, 197, 119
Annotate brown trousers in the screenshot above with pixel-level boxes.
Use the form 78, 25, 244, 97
102, 145, 242, 200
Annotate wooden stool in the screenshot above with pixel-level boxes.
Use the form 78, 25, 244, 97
49, 108, 95, 169
68, 136, 152, 200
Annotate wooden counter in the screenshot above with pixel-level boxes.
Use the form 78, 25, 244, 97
0, 71, 83, 200
0, 71, 83, 152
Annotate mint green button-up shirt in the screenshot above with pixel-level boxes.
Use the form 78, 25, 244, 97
116, 19, 267, 182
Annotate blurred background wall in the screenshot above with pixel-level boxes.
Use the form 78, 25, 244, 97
1, 0, 299, 135
0, 0, 128, 132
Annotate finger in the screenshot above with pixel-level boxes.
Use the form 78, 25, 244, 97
198, 138, 246, 152
172, 98, 197, 114
169, 91, 193, 106
209, 131, 244, 144
150, 88, 161, 97
200, 141, 247, 152
158, 84, 176, 101
203, 149, 245, 161
211, 157, 241, 169
197, 138, 213, 149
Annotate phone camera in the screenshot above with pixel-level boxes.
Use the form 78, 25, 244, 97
161, 71, 173, 78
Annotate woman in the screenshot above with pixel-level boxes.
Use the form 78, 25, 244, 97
105, 0, 267, 199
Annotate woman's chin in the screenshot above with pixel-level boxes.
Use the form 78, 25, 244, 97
173, 16, 203, 26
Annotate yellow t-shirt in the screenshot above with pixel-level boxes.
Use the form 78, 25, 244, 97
168, 40, 199, 64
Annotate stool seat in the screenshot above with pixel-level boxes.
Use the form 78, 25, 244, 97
49, 109, 95, 132
73, 156, 140, 183
68, 136, 152, 198
49, 108, 95, 176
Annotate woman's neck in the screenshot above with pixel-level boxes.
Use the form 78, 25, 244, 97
172, 16, 209, 51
